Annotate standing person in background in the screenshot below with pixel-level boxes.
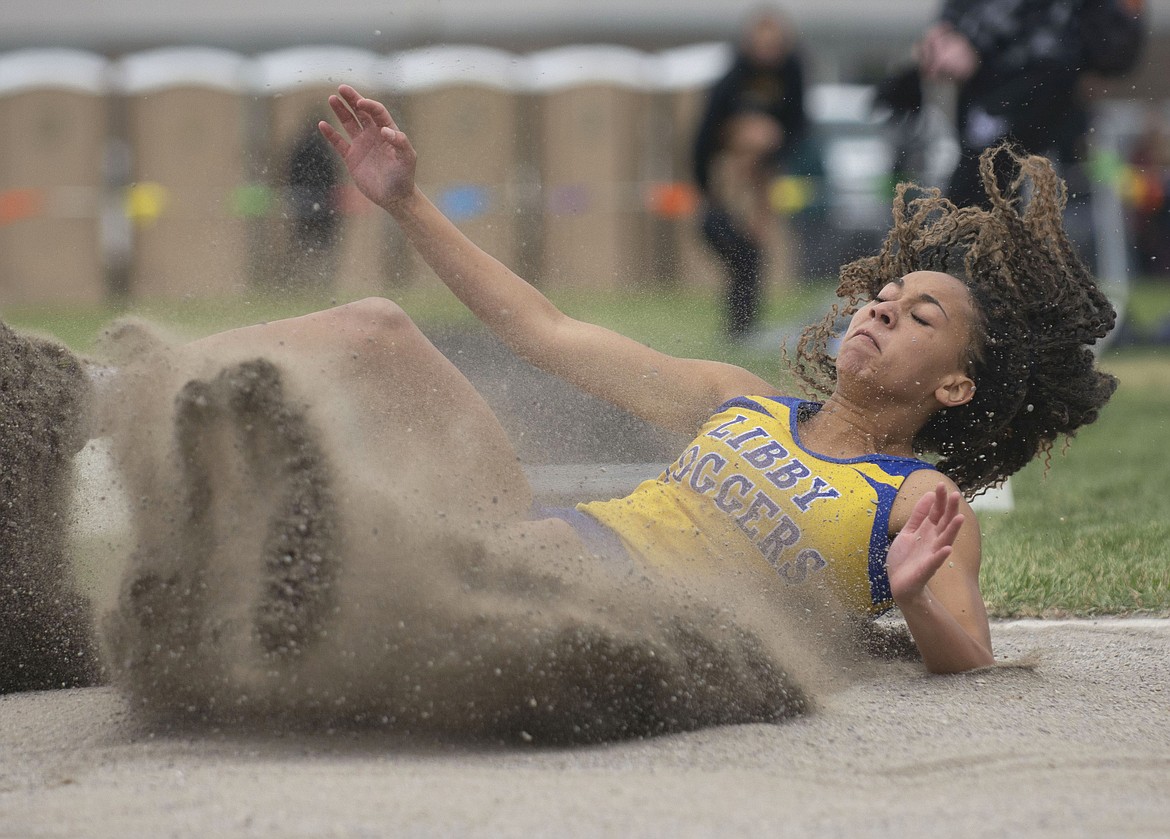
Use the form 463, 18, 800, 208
286, 120, 343, 289
917, 0, 1145, 210
693, 6, 807, 340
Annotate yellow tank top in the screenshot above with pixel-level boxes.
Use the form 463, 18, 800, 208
578, 396, 934, 615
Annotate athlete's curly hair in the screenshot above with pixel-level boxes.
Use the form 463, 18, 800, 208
789, 145, 1118, 497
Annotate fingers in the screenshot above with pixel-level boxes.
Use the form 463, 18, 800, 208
904, 484, 964, 548
326, 84, 406, 157
926, 484, 964, 550
317, 120, 348, 155
926, 483, 960, 524
381, 125, 413, 155
328, 93, 362, 138
939, 511, 965, 548
356, 95, 398, 130
942, 487, 962, 529
336, 84, 363, 111
335, 85, 373, 131
919, 513, 963, 575
335, 84, 398, 130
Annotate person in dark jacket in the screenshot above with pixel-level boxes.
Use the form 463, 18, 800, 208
285, 121, 343, 287
693, 6, 807, 338
918, 0, 1145, 208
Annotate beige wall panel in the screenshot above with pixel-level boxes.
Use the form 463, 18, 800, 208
130, 218, 247, 300
537, 86, 652, 290
125, 87, 248, 299
0, 90, 106, 304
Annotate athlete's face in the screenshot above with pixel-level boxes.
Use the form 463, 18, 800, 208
836, 270, 978, 410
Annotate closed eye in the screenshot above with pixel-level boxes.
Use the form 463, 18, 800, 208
874, 297, 929, 325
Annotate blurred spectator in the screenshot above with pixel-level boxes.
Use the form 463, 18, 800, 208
918, 0, 1146, 209
1128, 110, 1170, 277
693, 6, 807, 339
286, 120, 342, 287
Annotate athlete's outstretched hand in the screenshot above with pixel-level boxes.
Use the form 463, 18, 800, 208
886, 483, 965, 604
319, 85, 417, 211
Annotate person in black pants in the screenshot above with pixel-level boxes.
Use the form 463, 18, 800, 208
693, 6, 807, 339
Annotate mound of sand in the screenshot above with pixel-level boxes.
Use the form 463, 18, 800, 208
87, 321, 875, 742
0, 322, 100, 693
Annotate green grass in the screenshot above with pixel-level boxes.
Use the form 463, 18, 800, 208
979, 350, 1170, 617
1124, 277, 1170, 331
8, 278, 1170, 618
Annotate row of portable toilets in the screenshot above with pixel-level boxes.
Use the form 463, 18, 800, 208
0, 42, 787, 306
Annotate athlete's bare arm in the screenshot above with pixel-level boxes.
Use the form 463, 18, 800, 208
319, 85, 776, 435
887, 473, 994, 674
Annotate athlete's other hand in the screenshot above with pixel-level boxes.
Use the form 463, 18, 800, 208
886, 483, 965, 604
319, 85, 417, 211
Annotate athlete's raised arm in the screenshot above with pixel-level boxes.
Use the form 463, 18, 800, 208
319, 85, 775, 435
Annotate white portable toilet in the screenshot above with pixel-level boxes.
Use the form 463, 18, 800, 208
115, 48, 250, 300
248, 47, 389, 297
0, 50, 109, 305
524, 46, 655, 291
646, 42, 733, 290
383, 46, 528, 287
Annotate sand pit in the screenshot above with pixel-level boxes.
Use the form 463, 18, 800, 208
1, 618, 1167, 838
4, 324, 1166, 835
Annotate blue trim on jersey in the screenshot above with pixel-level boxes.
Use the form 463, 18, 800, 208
717, 395, 779, 418
861, 472, 897, 610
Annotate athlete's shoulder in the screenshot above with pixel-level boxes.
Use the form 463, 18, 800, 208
889, 467, 976, 531
897, 466, 959, 495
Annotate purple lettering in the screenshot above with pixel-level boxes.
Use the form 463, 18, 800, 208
689, 452, 727, 494
778, 548, 827, 584
726, 426, 768, 449
758, 515, 801, 567
714, 475, 753, 514
743, 440, 790, 470
670, 445, 700, 483
705, 414, 747, 440
735, 491, 781, 539
791, 477, 840, 512
764, 458, 811, 490
801, 548, 828, 574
